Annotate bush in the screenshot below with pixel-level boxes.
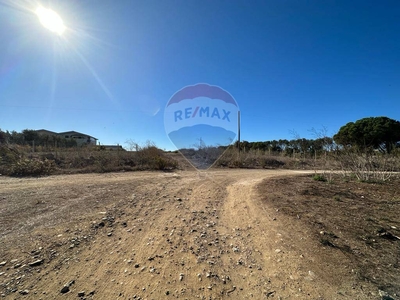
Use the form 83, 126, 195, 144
0, 145, 21, 175
137, 146, 177, 170
0, 145, 20, 161
10, 158, 56, 176
0, 142, 180, 176
312, 174, 327, 182
334, 148, 400, 182
215, 148, 287, 169
261, 157, 285, 169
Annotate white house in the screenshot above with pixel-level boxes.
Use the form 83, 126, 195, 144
36, 129, 98, 146
58, 131, 98, 146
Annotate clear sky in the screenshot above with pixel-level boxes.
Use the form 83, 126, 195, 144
1, 0, 399, 150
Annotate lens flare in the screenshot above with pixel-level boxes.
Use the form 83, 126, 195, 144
35, 6, 66, 35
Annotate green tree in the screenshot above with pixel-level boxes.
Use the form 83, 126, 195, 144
0, 129, 6, 144
10, 131, 24, 145
333, 117, 400, 153
22, 129, 39, 144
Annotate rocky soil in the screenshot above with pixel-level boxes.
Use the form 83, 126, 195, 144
0, 169, 398, 299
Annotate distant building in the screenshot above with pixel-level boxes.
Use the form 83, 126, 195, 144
36, 129, 58, 136
35, 129, 98, 146
58, 131, 98, 146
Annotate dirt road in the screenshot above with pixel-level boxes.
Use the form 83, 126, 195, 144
0, 169, 379, 299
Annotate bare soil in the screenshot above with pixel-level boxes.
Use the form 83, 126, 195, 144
0, 169, 399, 299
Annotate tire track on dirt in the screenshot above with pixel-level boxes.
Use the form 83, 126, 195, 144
0, 170, 378, 299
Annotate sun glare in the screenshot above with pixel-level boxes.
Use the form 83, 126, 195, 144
35, 6, 66, 35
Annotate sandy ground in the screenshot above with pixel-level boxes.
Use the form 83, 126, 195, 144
0, 169, 392, 299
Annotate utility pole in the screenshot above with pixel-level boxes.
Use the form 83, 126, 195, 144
237, 111, 241, 155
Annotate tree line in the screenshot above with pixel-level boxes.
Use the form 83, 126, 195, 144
0, 129, 77, 148
1, 116, 399, 154
234, 137, 334, 157
235, 116, 400, 156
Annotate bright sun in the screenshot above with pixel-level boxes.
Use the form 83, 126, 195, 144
35, 6, 66, 35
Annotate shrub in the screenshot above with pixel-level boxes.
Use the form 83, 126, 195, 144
312, 174, 327, 182
261, 157, 285, 169
1, 142, 178, 175
10, 158, 56, 176
0, 145, 20, 160
0, 145, 21, 175
334, 148, 399, 182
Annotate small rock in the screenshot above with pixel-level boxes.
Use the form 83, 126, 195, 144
66, 280, 75, 287
265, 290, 275, 297
19, 290, 29, 295
0, 261, 6, 267
77, 291, 85, 297
379, 290, 395, 300
29, 259, 44, 267
60, 286, 70, 294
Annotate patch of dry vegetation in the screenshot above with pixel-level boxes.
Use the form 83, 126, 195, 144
216, 147, 338, 170
0, 145, 177, 176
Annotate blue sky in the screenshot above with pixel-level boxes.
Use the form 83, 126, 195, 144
1, 0, 399, 150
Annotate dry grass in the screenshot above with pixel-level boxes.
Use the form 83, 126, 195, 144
0, 145, 178, 176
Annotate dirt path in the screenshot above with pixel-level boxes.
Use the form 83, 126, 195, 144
219, 174, 375, 299
0, 170, 378, 299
